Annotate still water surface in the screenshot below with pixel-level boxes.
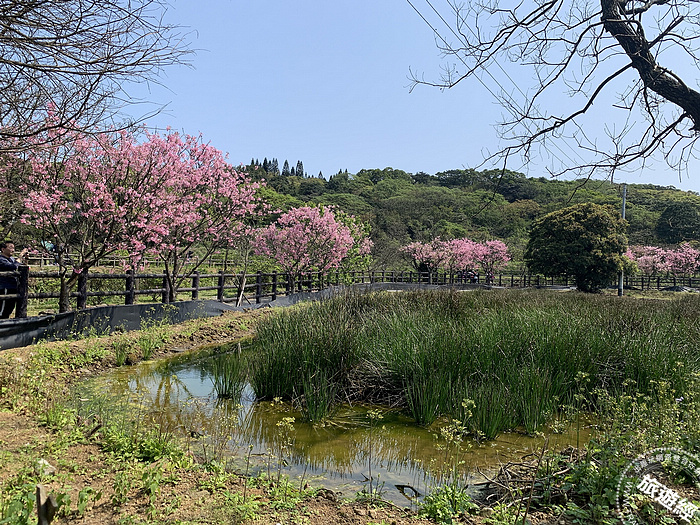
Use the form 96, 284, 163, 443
78, 344, 591, 505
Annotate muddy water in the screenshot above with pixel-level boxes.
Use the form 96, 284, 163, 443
78, 346, 591, 505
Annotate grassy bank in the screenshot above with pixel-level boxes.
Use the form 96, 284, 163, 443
251, 289, 700, 438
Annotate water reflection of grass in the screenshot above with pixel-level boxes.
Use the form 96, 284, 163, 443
251, 289, 700, 439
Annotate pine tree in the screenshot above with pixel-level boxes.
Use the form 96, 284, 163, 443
271, 158, 279, 175
282, 160, 290, 176
296, 160, 305, 178
262, 157, 269, 172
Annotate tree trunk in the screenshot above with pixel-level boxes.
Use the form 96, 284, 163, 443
168, 276, 177, 303
58, 273, 70, 313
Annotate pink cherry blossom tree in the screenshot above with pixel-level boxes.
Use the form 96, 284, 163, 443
401, 241, 436, 272
254, 205, 372, 290
401, 238, 451, 273
625, 245, 671, 288
17, 125, 265, 309
474, 240, 511, 281
401, 237, 511, 282
131, 132, 265, 301
445, 238, 480, 273
17, 128, 153, 311
666, 243, 700, 277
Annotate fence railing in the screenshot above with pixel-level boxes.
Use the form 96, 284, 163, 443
0, 267, 698, 319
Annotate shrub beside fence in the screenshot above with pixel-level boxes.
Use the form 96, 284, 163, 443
0, 267, 698, 319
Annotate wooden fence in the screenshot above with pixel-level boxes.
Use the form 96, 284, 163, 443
0, 267, 698, 319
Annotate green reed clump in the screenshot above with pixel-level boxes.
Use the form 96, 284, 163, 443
251, 289, 700, 438
209, 353, 247, 400
299, 367, 338, 422
251, 297, 362, 405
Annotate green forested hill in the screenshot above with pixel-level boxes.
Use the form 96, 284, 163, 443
247, 161, 700, 269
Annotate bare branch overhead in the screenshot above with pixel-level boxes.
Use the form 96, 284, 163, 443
0, 0, 191, 149
408, 0, 700, 181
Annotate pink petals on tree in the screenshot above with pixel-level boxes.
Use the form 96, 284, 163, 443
401, 238, 511, 275
626, 243, 700, 278
17, 125, 264, 306
254, 206, 372, 282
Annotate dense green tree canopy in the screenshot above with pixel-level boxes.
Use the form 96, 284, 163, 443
243, 158, 700, 270
524, 203, 628, 292
656, 202, 700, 244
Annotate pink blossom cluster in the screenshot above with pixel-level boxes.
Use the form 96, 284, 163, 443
17, 125, 264, 280
626, 243, 700, 277
401, 238, 511, 274
253, 206, 372, 278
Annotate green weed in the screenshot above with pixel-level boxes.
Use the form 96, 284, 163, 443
419, 483, 478, 524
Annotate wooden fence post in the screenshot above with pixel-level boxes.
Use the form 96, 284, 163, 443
191, 271, 200, 300
272, 272, 278, 300
256, 271, 262, 304
125, 269, 135, 305
16, 265, 29, 319
217, 271, 225, 302
77, 270, 88, 309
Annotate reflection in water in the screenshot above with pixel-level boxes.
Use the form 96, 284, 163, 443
77, 347, 591, 504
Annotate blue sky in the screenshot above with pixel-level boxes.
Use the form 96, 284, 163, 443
128, 1, 700, 193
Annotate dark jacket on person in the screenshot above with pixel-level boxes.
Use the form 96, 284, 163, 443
0, 254, 20, 290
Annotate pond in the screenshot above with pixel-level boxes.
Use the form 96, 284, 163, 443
76, 342, 592, 506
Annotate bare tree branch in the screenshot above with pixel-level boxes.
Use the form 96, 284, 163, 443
408, 0, 700, 180
0, 0, 191, 149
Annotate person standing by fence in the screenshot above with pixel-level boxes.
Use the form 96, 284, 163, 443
0, 242, 27, 318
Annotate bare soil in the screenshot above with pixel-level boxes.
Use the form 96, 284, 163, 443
0, 308, 563, 525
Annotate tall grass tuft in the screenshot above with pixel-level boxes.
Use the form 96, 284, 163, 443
210, 353, 247, 400
299, 367, 338, 422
